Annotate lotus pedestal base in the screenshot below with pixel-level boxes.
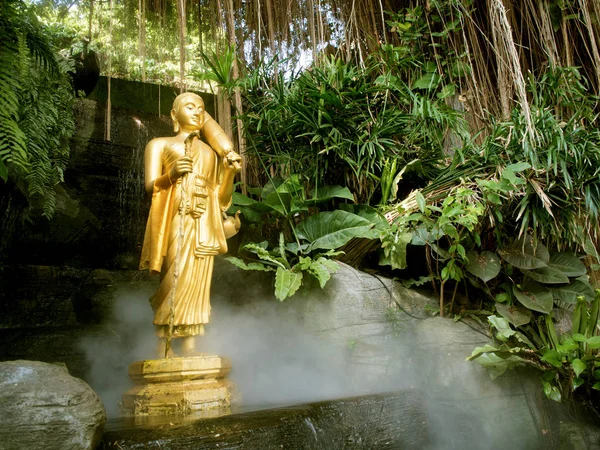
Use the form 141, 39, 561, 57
122, 355, 232, 416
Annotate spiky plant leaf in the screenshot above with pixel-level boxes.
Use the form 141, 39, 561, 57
274, 267, 303, 301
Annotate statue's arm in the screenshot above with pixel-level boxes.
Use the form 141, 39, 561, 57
144, 139, 169, 194
200, 112, 242, 208
201, 112, 234, 157
144, 139, 194, 194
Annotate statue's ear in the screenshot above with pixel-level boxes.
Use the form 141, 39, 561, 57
171, 109, 179, 133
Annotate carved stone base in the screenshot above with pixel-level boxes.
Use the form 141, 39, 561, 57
122, 355, 232, 416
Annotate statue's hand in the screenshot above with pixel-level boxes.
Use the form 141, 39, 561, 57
169, 155, 193, 181
224, 151, 242, 173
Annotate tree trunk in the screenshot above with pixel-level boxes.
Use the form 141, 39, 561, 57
139, 0, 146, 82
307, 0, 317, 62
578, 0, 600, 91
176, 0, 187, 92
224, 0, 247, 192
264, 0, 278, 80
87, 0, 94, 44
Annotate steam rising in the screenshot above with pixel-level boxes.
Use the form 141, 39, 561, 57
80, 279, 549, 449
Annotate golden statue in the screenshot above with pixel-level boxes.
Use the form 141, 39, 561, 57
139, 92, 242, 357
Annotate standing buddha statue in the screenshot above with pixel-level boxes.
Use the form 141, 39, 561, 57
139, 92, 242, 357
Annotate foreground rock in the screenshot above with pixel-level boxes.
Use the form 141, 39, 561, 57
0, 360, 106, 450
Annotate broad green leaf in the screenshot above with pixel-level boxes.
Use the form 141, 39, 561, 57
244, 243, 287, 269
584, 237, 600, 262
549, 253, 587, 277
307, 259, 331, 288
286, 242, 309, 256
588, 336, 600, 349
506, 162, 531, 173
232, 192, 257, 206
308, 185, 354, 202
495, 303, 531, 327
297, 256, 312, 271
593, 382, 600, 391
572, 333, 587, 342
541, 349, 563, 368
495, 292, 510, 303
380, 231, 412, 270
225, 257, 275, 272
465, 251, 501, 282
542, 381, 562, 402
514, 331, 536, 349
317, 257, 340, 274
436, 83, 456, 99
296, 210, 374, 252
488, 315, 515, 341
572, 359, 587, 378
559, 338, 579, 353
260, 177, 284, 199
499, 236, 549, 270
265, 191, 292, 215
473, 353, 523, 379
523, 266, 570, 284
412, 72, 441, 90
467, 344, 499, 361
339, 204, 389, 231
573, 378, 585, 390
230, 193, 279, 222
513, 281, 553, 314
550, 280, 595, 304
274, 268, 303, 301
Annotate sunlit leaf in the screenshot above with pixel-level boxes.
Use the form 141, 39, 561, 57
225, 257, 275, 272
572, 359, 586, 378
274, 267, 303, 301
296, 210, 374, 251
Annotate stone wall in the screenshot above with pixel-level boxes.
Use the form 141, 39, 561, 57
1, 78, 215, 269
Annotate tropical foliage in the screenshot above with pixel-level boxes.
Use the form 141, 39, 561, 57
0, 0, 75, 218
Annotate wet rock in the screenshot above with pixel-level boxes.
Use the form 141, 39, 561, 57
102, 391, 429, 450
0, 360, 106, 450
559, 422, 600, 449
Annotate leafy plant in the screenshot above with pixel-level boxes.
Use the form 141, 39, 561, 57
226, 177, 377, 300
380, 186, 485, 315
227, 234, 342, 301
468, 291, 600, 403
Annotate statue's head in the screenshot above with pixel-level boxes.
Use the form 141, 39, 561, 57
171, 92, 205, 133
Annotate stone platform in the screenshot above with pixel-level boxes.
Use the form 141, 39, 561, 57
122, 355, 232, 416
103, 391, 430, 449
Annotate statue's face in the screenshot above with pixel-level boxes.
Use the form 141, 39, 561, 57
172, 93, 204, 132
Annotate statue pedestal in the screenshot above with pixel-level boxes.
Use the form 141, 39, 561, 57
122, 355, 233, 416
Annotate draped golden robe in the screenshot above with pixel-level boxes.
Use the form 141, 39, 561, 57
139, 137, 231, 337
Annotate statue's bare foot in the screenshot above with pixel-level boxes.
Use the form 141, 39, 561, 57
181, 336, 201, 357
157, 338, 177, 359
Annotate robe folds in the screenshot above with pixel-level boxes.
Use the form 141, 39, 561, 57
140, 137, 231, 337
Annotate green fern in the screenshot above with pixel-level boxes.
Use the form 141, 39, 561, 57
0, 0, 74, 218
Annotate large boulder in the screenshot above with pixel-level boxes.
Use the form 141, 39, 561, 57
0, 360, 106, 450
